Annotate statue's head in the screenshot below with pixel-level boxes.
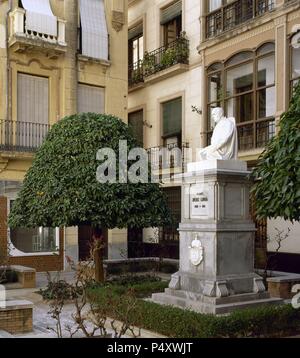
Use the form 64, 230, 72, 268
211, 107, 224, 125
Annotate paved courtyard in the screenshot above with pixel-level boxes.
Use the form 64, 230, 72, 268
0, 271, 164, 338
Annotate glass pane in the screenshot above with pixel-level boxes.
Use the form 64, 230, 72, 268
207, 62, 222, 73
139, 36, 144, 60
133, 38, 139, 63
226, 62, 253, 96
208, 72, 222, 102
237, 123, 254, 151
207, 103, 220, 130
257, 43, 275, 56
292, 47, 300, 80
226, 93, 253, 123
257, 55, 275, 87
226, 52, 253, 66
258, 86, 276, 119
256, 120, 275, 148
209, 0, 222, 12
10, 227, 57, 253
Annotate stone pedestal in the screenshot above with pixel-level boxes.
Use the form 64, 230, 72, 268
152, 160, 282, 314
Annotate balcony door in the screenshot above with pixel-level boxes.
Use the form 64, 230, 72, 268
17, 73, 49, 150
161, 0, 182, 46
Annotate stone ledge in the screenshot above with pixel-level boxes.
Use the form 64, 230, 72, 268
0, 300, 33, 311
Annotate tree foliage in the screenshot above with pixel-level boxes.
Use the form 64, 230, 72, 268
252, 82, 300, 221
9, 113, 172, 229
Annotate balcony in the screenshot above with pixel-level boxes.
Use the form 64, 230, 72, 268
129, 35, 189, 87
9, 8, 67, 58
0, 120, 50, 153
206, 0, 275, 39
147, 142, 190, 172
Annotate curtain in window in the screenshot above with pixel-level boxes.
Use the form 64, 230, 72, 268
79, 0, 109, 60
21, 0, 57, 36
78, 84, 105, 114
162, 98, 182, 137
160, 0, 182, 25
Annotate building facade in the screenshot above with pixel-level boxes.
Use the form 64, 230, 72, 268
128, 0, 202, 258
128, 0, 300, 271
0, 0, 128, 271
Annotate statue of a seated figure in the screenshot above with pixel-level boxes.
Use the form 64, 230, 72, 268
198, 107, 238, 161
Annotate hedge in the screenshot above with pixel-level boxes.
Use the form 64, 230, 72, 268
89, 287, 300, 338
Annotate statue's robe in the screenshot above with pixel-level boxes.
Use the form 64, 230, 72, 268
202, 117, 238, 160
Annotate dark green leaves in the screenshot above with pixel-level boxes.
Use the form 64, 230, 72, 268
9, 113, 172, 229
252, 82, 300, 222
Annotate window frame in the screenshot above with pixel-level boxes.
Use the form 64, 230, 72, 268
206, 43, 276, 151
289, 31, 300, 99
7, 197, 60, 257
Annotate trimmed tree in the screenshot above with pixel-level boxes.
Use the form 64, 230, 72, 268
8, 113, 172, 280
252, 82, 300, 222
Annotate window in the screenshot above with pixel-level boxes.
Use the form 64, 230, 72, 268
128, 23, 144, 66
9, 201, 58, 254
162, 97, 182, 145
207, 43, 276, 151
128, 110, 144, 147
290, 31, 300, 96
17, 73, 49, 149
161, 1, 182, 46
161, 187, 181, 242
78, 0, 108, 60
77, 84, 105, 114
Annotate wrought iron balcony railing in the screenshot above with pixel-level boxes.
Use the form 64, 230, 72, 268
0, 120, 50, 153
147, 142, 190, 171
129, 36, 189, 86
206, 0, 275, 39
207, 118, 275, 152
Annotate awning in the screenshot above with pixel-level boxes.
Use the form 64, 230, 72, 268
21, 0, 57, 37
79, 0, 109, 60
160, 1, 182, 25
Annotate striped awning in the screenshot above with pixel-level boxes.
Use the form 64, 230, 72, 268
160, 1, 182, 25
79, 0, 109, 60
21, 0, 57, 37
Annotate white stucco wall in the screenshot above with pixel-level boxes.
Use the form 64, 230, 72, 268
128, 0, 203, 158
267, 218, 300, 254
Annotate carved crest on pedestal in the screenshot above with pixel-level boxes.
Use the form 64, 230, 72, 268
189, 234, 204, 266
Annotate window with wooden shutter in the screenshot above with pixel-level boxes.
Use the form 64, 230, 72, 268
77, 84, 105, 114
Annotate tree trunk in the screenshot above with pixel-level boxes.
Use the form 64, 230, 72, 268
94, 244, 104, 283
92, 227, 105, 284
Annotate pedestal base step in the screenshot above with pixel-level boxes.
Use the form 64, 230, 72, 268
151, 290, 283, 315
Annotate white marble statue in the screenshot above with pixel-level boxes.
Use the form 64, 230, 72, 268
198, 107, 238, 161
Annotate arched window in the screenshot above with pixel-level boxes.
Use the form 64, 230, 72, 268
206, 43, 276, 151
290, 31, 300, 96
